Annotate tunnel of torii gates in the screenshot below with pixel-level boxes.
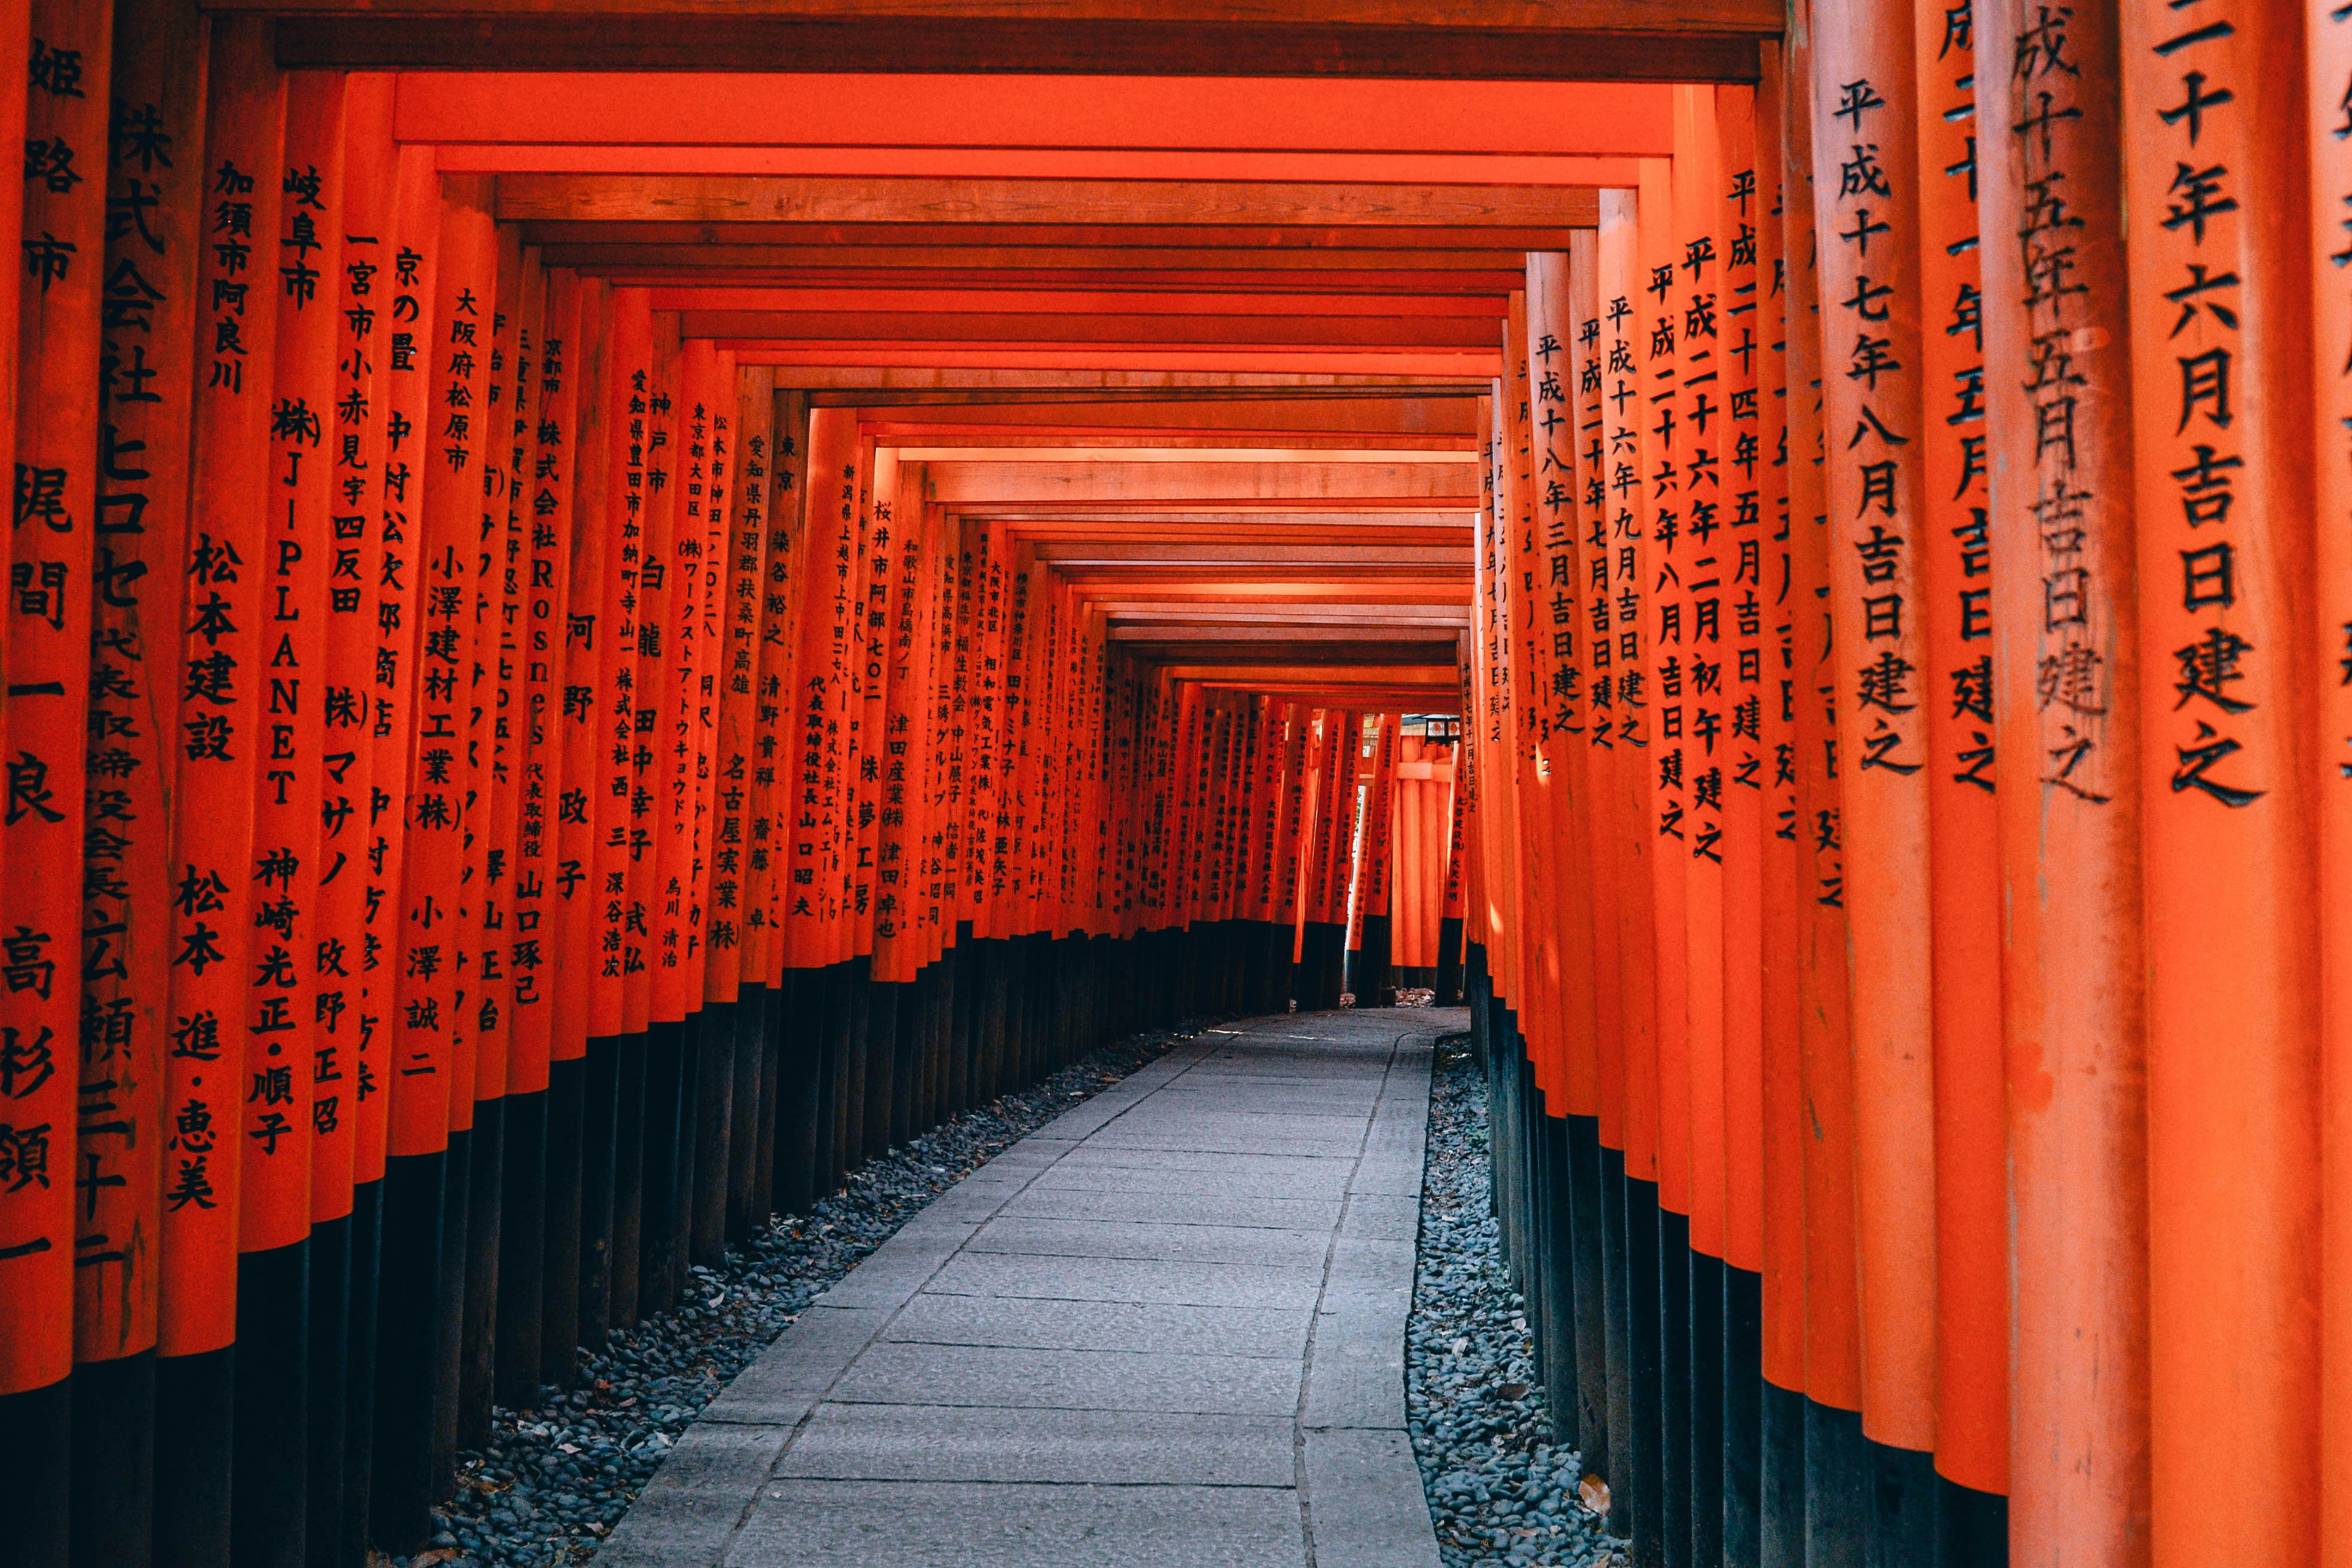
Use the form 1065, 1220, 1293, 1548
0, 0, 2350, 1566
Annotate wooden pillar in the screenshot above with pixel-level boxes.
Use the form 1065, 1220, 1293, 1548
1808, 0, 1940, 1476
2120, 1, 2321, 1562
1975, 0, 2152, 1555
71, 0, 199, 1560
0, 16, 103, 1559
2312, 5, 2352, 1561
1909, 0, 2005, 1508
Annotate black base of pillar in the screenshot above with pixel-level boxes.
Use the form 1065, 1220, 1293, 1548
370, 1150, 444, 1555
496, 1089, 549, 1409
232, 1238, 310, 1568
157, 1348, 235, 1568
71, 1351, 153, 1568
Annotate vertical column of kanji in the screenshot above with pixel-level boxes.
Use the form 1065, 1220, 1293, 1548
709, 366, 768, 1238
1530, 252, 1600, 1117
2121, 2, 2322, 1562
1600, 204, 1661, 1557
2313, 8, 2352, 1560
411, 175, 492, 1499
364, 139, 443, 1558
1784, 0, 1869, 1537
1560, 230, 1623, 1485
629, 313, 683, 1315
1714, 86, 1766, 1301
62, 6, 189, 1561
1275, 702, 1309, 1000
750, 388, 806, 1212
1636, 159, 1686, 1252
225, 66, 339, 1568
1597, 190, 1658, 1242
317, 72, 394, 1568
65, 0, 189, 1558
0, 8, 103, 1549
681, 350, 733, 1265
531, 268, 593, 1389
473, 234, 529, 1111
158, 21, 262, 1568
849, 447, 899, 1136
1809, 0, 1941, 1495
868, 458, 927, 1084
654, 339, 713, 1043
547, 275, 602, 1063
1673, 95, 1731, 1329
782, 409, 852, 1182
449, 208, 513, 1461
1908, 0, 2005, 1516
1493, 293, 1541, 1074
833, 439, 881, 1155
493, 249, 557, 1411
584, 287, 645, 1325
1751, 37, 1811, 1456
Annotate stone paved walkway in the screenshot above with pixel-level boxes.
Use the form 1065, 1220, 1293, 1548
599, 1008, 1462, 1568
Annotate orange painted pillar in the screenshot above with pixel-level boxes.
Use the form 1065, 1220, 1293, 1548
1808, 0, 1938, 1460
1637, 155, 1691, 1225
244, 57, 342, 1266
1751, 38, 1811, 1407
1569, 228, 1630, 1159
1671, 87, 1728, 1263
1910, 0, 2006, 1501
1713, 84, 1766, 1284
626, 313, 679, 1047
1974, 0, 2152, 1554
2312, 5, 2352, 1561
74, 6, 197, 1531
709, 367, 772, 1007
1529, 247, 1601, 1117
155, 35, 278, 1521
368, 135, 455, 1552
2121, 2, 2322, 1563
0, 0, 106, 1493
550, 275, 608, 1074
586, 289, 650, 1076
1779, 0, 1865, 1431
520, 271, 583, 1064
1599, 184, 1661, 1191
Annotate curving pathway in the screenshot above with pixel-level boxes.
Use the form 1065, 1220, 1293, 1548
598, 1009, 1461, 1568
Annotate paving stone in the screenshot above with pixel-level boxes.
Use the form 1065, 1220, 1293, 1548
999, 1184, 1346, 1231
964, 1214, 1337, 1269
732, 1480, 1305, 1568
829, 1340, 1304, 1416
884, 1292, 1312, 1358
922, 1250, 1327, 1310
775, 1402, 1298, 1486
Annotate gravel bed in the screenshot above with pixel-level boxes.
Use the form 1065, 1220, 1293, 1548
1408, 1034, 1618, 1567
384, 1021, 1197, 1568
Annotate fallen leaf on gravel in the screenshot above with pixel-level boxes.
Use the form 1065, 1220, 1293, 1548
1496, 1383, 1527, 1400
1579, 1474, 1612, 1514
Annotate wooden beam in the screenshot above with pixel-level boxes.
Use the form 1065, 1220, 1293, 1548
923, 459, 1475, 503
445, 148, 1646, 185
650, 285, 1509, 317
495, 174, 1601, 228
274, 16, 1765, 82
537, 247, 1533, 277
522, 220, 1570, 251
393, 72, 1673, 154
731, 347, 1500, 375
681, 309, 1503, 347
774, 368, 1484, 390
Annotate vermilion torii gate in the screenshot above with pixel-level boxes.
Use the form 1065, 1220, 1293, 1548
0, 4, 2347, 1568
